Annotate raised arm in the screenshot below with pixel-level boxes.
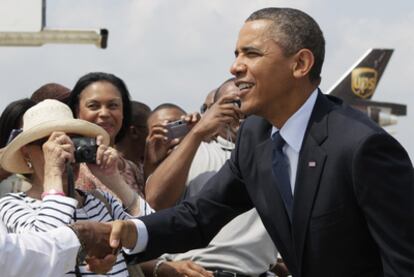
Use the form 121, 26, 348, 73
87, 140, 145, 216
145, 94, 241, 210
0, 132, 78, 233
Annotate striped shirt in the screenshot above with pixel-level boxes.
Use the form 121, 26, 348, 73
0, 190, 153, 277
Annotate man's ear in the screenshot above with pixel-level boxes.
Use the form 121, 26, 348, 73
292, 49, 314, 79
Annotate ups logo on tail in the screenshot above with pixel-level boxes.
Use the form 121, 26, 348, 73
351, 67, 378, 99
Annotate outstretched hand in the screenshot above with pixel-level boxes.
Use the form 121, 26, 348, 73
72, 220, 138, 274
109, 220, 138, 250
70, 221, 114, 259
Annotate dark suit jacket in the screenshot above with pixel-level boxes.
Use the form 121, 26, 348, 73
132, 92, 414, 276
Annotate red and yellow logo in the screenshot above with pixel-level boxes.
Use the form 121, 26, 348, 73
351, 67, 378, 99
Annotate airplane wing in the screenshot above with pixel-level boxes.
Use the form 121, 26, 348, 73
352, 99, 407, 116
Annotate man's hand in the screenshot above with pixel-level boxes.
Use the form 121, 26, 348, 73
191, 94, 242, 142
86, 255, 117, 274
71, 221, 114, 259
144, 123, 180, 176
271, 257, 291, 277
72, 220, 138, 274
158, 260, 213, 277
109, 220, 138, 250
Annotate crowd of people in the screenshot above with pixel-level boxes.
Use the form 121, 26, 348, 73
0, 6, 413, 277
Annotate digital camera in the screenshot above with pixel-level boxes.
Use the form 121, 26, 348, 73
165, 120, 189, 140
72, 137, 97, 163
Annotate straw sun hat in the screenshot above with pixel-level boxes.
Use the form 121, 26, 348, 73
0, 99, 110, 174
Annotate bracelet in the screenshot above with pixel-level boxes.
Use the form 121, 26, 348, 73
123, 193, 138, 212
153, 260, 165, 277
41, 189, 66, 199
67, 224, 87, 265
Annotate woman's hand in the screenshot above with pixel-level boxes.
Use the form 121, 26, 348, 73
87, 136, 122, 189
42, 132, 75, 191
43, 132, 75, 174
87, 136, 141, 215
42, 132, 75, 176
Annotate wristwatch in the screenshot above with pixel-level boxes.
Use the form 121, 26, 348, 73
153, 260, 165, 277
67, 224, 88, 264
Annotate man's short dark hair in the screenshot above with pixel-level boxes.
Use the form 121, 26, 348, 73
152, 103, 187, 115
246, 7, 325, 83
214, 77, 236, 103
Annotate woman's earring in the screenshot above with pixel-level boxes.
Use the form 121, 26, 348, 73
26, 160, 33, 169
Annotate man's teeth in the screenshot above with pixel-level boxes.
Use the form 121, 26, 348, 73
238, 83, 253, 90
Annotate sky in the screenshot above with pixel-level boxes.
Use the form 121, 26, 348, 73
0, 0, 413, 159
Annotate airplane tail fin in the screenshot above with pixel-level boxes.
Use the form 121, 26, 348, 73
328, 48, 393, 102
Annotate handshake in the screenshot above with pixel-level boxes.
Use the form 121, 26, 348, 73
69, 220, 138, 273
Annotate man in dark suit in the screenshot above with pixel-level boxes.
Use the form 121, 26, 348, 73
115, 7, 414, 277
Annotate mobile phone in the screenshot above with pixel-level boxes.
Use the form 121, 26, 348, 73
166, 119, 189, 139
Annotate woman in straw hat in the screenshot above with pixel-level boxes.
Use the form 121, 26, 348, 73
0, 99, 152, 277
68, 72, 145, 197
0, 98, 36, 197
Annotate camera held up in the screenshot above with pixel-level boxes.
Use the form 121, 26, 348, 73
72, 137, 97, 164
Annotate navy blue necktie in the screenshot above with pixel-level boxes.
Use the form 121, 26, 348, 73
271, 132, 293, 220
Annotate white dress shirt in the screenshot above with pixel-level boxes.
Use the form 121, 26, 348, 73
0, 223, 79, 277
271, 89, 318, 194
129, 89, 319, 254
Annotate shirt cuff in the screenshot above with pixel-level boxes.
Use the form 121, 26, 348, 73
123, 219, 148, 255
49, 226, 81, 272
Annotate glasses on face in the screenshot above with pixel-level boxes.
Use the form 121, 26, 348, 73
6, 128, 22, 145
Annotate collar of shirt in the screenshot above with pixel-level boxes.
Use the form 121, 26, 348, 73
271, 89, 318, 152
270, 89, 318, 193
216, 136, 235, 151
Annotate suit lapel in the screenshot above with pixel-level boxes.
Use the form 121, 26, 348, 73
291, 92, 334, 272
292, 135, 326, 266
